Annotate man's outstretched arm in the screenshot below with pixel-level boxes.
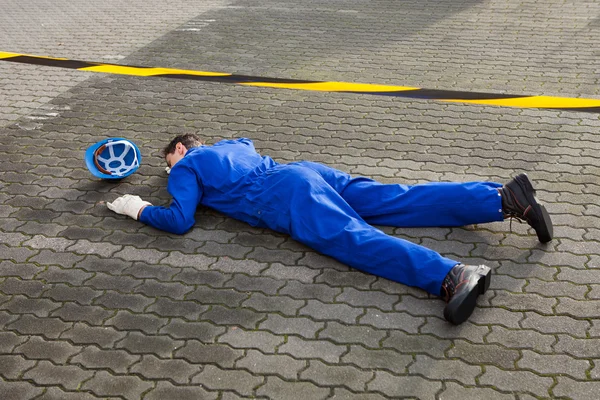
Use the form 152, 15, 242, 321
108, 165, 202, 235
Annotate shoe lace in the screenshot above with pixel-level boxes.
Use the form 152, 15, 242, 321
505, 214, 525, 233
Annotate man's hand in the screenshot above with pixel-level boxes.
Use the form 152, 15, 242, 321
107, 195, 152, 220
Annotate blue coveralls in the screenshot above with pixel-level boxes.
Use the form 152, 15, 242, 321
140, 138, 504, 295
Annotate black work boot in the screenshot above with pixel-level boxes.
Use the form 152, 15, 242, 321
499, 173, 553, 243
442, 264, 491, 325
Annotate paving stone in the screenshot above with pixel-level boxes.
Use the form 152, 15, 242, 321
409, 354, 480, 385
298, 252, 348, 272
37, 265, 93, 286
144, 381, 218, 400
133, 278, 193, 299
130, 354, 201, 383
554, 377, 600, 400
50, 302, 114, 325
342, 345, 411, 375
186, 286, 251, 308
521, 312, 590, 337
42, 283, 101, 305
147, 235, 203, 253
174, 268, 231, 288
358, 308, 425, 333
490, 291, 556, 314
35, 387, 104, 400
0, 310, 18, 329
256, 376, 329, 400
22, 234, 74, 251
439, 382, 515, 400
319, 321, 386, 347
62, 322, 127, 348
260, 314, 325, 339
336, 287, 399, 311
280, 333, 348, 363
559, 267, 600, 284
30, 249, 85, 267
315, 269, 376, 289
6, 314, 72, 339
105, 310, 168, 334
116, 331, 184, 358
210, 257, 267, 275
0, 354, 36, 379
301, 359, 373, 391
16, 221, 66, 237
93, 291, 154, 312
487, 326, 556, 353
241, 292, 305, 316
175, 340, 243, 367
0, 260, 43, 279
0, 277, 48, 297
383, 331, 451, 357
75, 254, 132, 274
0, 244, 39, 263
447, 340, 519, 370
147, 297, 209, 320
23, 360, 94, 390
14, 336, 82, 363
0, 380, 43, 400
262, 263, 321, 283
160, 251, 218, 268
82, 370, 153, 400
556, 297, 600, 318
0, 295, 61, 317
201, 305, 265, 329
468, 306, 523, 328
67, 239, 123, 258
237, 349, 305, 380
245, 246, 301, 265
496, 262, 556, 281
113, 246, 166, 264
0, 331, 27, 353
84, 272, 141, 292
71, 346, 141, 374
191, 364, 263, 396
479, 365, 553, 397
299, 299, 362, 324
158, 317, 225, 341
517, 350, 589, 379
198, 242, 253, 259
103, 230, 157, 248
421, 318, 489, 343
554, 334, 600, 358
368, 371, 442, 399
279, 280, 341, 302
223, 274, 285, 295
218, 326, 284, 352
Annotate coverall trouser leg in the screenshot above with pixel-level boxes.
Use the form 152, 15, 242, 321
252, 164, 459, 295
298, 161, 505, 227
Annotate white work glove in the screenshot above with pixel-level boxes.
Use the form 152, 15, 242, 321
107, 194, 152, 220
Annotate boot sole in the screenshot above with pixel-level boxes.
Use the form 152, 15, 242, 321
517, 174, 553, 243
444, 265, 491, 325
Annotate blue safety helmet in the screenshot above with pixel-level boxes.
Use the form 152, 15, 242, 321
85, 138, 141, 179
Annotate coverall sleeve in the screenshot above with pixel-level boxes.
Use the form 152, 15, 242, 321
139, 165, 202, 235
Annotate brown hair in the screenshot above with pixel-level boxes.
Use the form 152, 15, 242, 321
162, 133, 204, 157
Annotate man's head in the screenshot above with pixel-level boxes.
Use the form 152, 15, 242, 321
163, 133, 204, 169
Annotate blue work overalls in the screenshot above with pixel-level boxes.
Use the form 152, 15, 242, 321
141, 138, 504, 295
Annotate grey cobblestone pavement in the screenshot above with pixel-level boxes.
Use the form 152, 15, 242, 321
1, 0, 599, 399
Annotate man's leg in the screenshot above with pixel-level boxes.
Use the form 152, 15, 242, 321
297, 161, 504, 227
254, 164, 492, 324
256, 165, 457, 295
